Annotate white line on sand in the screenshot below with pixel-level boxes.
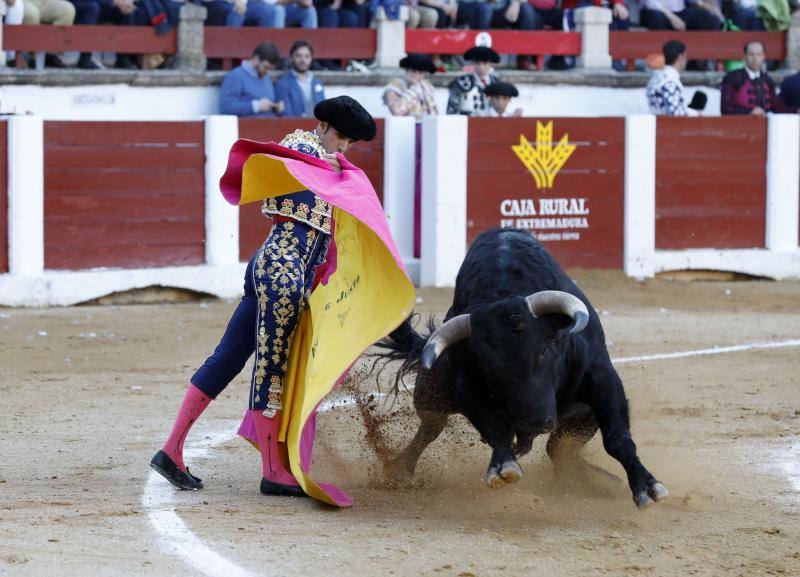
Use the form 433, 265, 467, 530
611, 338, 800, 365
142, 423, 254, 577
774, 443, 800, 495
143, 337, 800, 577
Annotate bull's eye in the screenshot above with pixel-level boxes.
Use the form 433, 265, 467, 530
510, 314, 526, 333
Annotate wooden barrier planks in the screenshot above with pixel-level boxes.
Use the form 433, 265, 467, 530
406, 29, 581, 56
236, 118, 384, 261
3, 25, 176, 54
467, 117, 625, 269
0, 121, 6, 273
44, 121, 205, 270
205, 28, 376, 60
610, 31, 786, 61
655, 117, 767, 250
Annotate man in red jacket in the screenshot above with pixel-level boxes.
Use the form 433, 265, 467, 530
721, 41, 778, 116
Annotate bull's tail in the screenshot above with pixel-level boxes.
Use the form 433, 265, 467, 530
370, 314, 435, 396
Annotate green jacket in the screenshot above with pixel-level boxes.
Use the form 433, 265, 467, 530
758, 0, 791, 31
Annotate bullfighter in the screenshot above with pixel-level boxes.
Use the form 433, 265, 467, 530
447, 46, 501, 116
150, 95, 412, 503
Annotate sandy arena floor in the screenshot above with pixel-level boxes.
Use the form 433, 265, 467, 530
1, 271, 799, 577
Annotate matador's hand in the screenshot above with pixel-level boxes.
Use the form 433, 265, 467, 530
323, 154, 343, 172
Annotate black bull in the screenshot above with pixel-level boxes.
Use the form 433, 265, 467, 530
376, 228, 668, 509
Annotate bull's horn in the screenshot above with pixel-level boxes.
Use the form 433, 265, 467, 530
525, 291, 590, 334
420, 314, 471, 370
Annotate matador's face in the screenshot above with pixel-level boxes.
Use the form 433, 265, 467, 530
318, 123, 355, 155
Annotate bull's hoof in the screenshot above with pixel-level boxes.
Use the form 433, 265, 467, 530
486, 468, 505, 489
500, 460, 523, 483
485, 460, 523, 489
634, 481, 669, 510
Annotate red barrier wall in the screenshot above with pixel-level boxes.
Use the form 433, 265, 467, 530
237, 118, 384, 261
467, 117, 625, 269
44, 122, 205, 270
0, 120, 7, 273
655, 117, 767, 250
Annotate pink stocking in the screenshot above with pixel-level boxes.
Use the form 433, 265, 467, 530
162, 383, 212, 471
250, 410, 299, 486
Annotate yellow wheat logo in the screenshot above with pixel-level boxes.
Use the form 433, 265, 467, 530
512, 121, 577, 189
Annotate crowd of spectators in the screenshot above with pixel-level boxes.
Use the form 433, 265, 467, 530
646, 38, 798, 116
3, 0, 797, 70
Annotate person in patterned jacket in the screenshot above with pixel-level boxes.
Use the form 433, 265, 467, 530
447, 46, 501, 116
720, 41, 778, 116
646, 40, 694, 116
150, 96, 377, 497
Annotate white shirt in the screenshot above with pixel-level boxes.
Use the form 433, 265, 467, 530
745, 66, 761, 81
646, 65, 688, 116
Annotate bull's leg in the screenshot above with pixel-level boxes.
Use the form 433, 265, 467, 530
486, 444, 523, 489
545, 403, 623, 487
582, 365, 669, 510
466, 410, 521, 489
384, 409, 448, 482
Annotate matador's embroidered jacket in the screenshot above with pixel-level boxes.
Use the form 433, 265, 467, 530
251, 129, 333, 417
261, 129, 333, 234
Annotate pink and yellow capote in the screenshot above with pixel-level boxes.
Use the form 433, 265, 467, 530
219, 139, 415, 507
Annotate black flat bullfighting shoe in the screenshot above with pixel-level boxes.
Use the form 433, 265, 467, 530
150, 450, 203, 490
260, 477, 307, 497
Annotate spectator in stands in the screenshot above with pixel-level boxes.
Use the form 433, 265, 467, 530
3, 0, 25, 66
279, 0, 319, 27
316, 0, 370, 28
206, 0, 282, 27
405, 0, 439, 27
67, 0, 138, 69
220, 42, 285, 117
779, 70, 800, 111
639, 0, 722, 32
490, 0, 541, 68
724, 0, 766, 30
720, 41, 778, 116
646, 40, 695, 116
276, 40, 326, 117
483, 81, 523, 117
416, 0, 493, 28
555, 0, 630, 31
315, 0, 370, 68
491, 0, 540, 31
383, 53, 438, 120
456, 0, 493, 29
417, 0, 456, 27
213, 0, 317, 28
447, 46, 500, 116
22, 0, 76, 68
383, 53, 438, 258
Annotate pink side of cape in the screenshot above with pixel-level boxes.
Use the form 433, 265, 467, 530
220, 139, 405, 272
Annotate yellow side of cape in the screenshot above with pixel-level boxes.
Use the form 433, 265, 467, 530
241, 154, 415, 506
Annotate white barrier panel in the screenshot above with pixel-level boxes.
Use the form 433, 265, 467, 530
765, 114, 800, 252
623, 115, 656, 279
382, 116, 418, 284
8, 116, 44, 277
420, 115, 467, 288
204, 115, 240, 266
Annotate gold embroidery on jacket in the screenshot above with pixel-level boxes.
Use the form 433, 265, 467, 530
253, 222, 309, 418
261, 130, 333, 234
